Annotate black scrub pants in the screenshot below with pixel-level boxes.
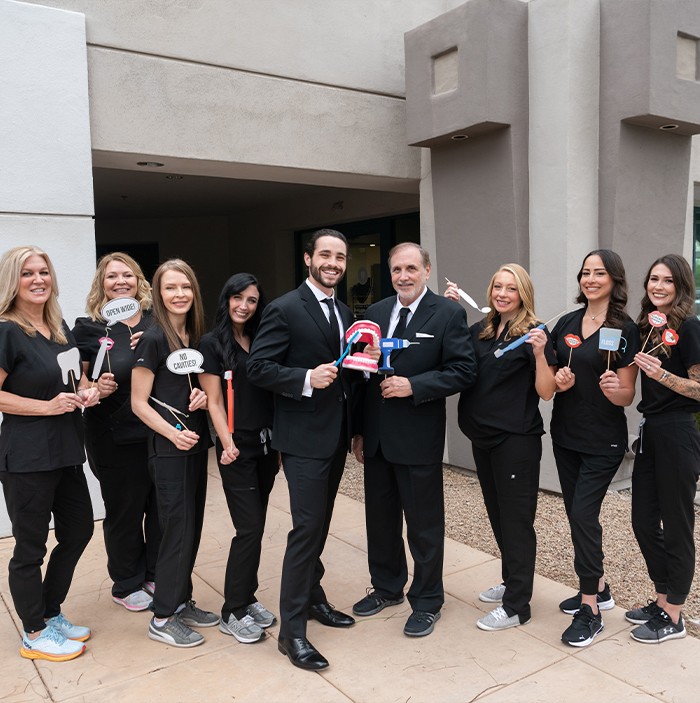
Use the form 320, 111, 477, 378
552, 443, 624, 595
472, 434, 541, 621
216, 430, 279, 621
0, 466, 94, 633
278, 435, 346, 639
85, 430, 160, 598
631, 413, 700, 606
149, 450, 208, 619
364, 444, 445, 616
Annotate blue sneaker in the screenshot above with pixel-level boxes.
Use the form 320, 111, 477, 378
45, 613, 91, 642
21, 626, 85, 661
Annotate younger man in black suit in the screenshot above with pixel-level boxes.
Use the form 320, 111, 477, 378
352, 242, 476, 636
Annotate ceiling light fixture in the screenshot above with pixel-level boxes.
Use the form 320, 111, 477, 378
166, 175, 183, 180
659, 124, 679, 130
451, 134, 468, 140
137, 161, 164, 167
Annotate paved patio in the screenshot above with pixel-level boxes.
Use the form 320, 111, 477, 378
1, 450, 697, 703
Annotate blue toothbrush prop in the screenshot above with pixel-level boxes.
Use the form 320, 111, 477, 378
493, 310, 567, 358
334, 331, 360, 367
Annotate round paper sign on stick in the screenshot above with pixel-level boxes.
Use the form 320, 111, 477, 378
101, 297, 140, 326
662, 329, 679, 346
166, 349, 204, 374
648, 311, 667, 328
564, 334, 582, 348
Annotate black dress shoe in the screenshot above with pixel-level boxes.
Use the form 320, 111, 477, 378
277, 636, 329, 670
308, 602, 355, 628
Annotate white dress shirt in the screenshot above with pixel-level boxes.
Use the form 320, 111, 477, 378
388, 287, 428, 337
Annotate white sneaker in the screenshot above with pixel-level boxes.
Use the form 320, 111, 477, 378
113, 590, 153, 612
477, 606, 530, 631
479, 584, 506, 603
245, 602, 277, 628
21, 626, 85, 661
142, 581, 156, 596
219, 613, 265, 643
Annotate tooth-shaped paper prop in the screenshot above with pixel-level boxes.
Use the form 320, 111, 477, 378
91, 337, 113, 381
101, 297, 140, 326
345, 321, 381, 347
56, 347, 81, 386
166, 349, 204, 375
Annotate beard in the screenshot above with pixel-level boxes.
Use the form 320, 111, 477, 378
309, 261, 345, 289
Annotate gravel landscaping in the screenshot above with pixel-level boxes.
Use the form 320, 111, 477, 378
339, 455, 700, 638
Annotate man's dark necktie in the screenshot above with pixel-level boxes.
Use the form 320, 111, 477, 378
393, 307, 410, 339
323, 298, 342, 357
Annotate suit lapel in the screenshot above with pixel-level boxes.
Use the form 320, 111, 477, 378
299, 283, 338, 359
378, 297, 394, 337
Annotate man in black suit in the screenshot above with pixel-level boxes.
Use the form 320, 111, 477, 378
247, 229, 362, 671
352, 242, 476, 636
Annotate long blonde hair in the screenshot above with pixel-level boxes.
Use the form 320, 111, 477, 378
152, 259, 206, 353
480, 263, 541, 341
85, 252, 152, 321
0, 245, 67, 344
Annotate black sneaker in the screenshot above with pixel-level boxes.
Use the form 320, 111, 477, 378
403, 610, 441, 637
352, 589, 405, 616
561, 604, 604, 647
625, 599, 663, 625
630, 610, 686, 644
559, 583, 614, 614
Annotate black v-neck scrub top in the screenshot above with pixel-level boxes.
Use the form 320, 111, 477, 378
637, 315, 700, 416
458, 318, 557, 449
199, 331, 274, 433
550, 309, 641, 455
0, 320, 85, 472
133, 325, 212, 458
73, 311, 153, 444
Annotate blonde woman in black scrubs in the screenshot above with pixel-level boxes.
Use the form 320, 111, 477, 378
0, 246, 99, 662
626, 254, 700, 643
132, 259, 217, 648
550, 249, 640, 647
447, 264, 556, 631
73, 252, 159, 613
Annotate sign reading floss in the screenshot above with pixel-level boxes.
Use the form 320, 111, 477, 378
166, 349, 205, 375
598, 327, 622, 352
101, 297, 140, 326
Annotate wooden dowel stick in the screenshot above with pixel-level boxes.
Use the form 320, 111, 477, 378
167, 407, 189, 432
542, 310, 568, 329
568, 347, 573, 367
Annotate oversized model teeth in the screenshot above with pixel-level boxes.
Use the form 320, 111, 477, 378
345, 321, 381, 347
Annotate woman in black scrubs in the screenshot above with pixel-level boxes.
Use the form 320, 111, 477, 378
446, 264, 557, 631
0, 245, 99, 661
626, 254, 700, 643
550, 249, 640, 647
199, 273, 278, 643
73, 252, 159, 612
131, 259, 217, 648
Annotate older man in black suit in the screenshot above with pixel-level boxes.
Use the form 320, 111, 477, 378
352, 242, 476, 637
247, 229, 365, 671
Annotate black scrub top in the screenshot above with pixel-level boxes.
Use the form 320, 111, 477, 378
0, 320, 85, 473
637, 315, 700, 416
73, 311, 153, 444
458, 318, 557, 449
133, 325, 212, 458
199, 331, 274, 432
550, 309, 641, 455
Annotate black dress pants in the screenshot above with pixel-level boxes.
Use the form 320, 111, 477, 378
472, 434, 541, 621
364, 444, 445, 614
553, 443, 624, 595
217, 430, 279, 621
149, 450, 208, 619
279, 437, 346, 639
632, 413, 700, 606
85, 430, 160, 598
0, 466, 94, 633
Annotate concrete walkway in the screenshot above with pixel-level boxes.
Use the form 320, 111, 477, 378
1, 451, 697, 703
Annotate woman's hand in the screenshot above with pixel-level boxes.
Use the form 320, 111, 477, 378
444, 282, 460, 302
634, 351, 663, 380
46, 392, 84, 415
171, 429, 200, 451
555, 367, 575, 391
220, 443, 240, 465
129, 330, 144, 350
189, 387, 207, 411
78, 387, 100, 408
96, 372, 118, 398
525, 328, 547, 358
599, 369, 620, 399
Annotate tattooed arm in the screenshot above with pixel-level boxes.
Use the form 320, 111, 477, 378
634, 351, 700, 401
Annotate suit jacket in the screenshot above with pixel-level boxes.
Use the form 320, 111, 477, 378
356, 288, 476, 465
247, 282, 355, 459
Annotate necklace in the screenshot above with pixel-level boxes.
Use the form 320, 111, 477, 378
586, 307, 607, 321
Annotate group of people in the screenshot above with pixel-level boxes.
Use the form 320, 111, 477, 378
0, 232, 697, 671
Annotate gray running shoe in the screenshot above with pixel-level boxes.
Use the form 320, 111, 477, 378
630, 611, 686, 644
625, 600, 663, 625
246, 602, 277, 628
219, 613, 265, 643
178, 600, 220, 628
148, 616, 204, 648
479, 584, 506, 603
477, 606, 530, 631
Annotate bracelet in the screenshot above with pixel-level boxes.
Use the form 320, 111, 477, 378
660, 370, 669, 382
